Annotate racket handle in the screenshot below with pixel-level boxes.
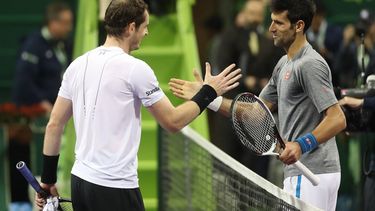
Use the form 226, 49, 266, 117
16, 161, 49, 198
292, 161, 320, 186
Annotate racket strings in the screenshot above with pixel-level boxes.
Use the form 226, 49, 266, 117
232, 94, 277, 154
58, 201, 73, 211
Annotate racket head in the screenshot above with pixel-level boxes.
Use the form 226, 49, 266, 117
230, 92, 285, 155
58, 198, 73, 211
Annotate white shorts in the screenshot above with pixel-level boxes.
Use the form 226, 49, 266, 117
283, 172, 341, 211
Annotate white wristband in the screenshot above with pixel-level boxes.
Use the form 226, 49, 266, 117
207, 96, 223, 112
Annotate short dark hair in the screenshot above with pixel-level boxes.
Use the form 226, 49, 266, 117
45, 1, 72, 24
270, 0, 316, 33
104, 0, 148, 37
314, 0, 326, 16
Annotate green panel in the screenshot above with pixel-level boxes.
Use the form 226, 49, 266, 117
324, 1, 375, 25
0, 61, 15, 79
0, 0, 76, 14
1, 23, 41, 49
138, 162, 158, 198
134, 53, 184, 83
0, 87, 12, 103
30, 117, 49, 175
139, 126, 158, 160
0, 126, 9, 211
138, 15, 179, 47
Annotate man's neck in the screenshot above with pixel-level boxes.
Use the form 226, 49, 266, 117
103, 36, 131, 53
286, 34, 308, 60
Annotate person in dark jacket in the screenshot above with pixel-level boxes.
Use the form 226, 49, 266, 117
9, 2, 73, 210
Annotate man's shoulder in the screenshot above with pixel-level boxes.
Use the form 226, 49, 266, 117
120, 54, 152, 71
275, 55, 288, 68
299, 46, 328, 67
21, 30, 45, 47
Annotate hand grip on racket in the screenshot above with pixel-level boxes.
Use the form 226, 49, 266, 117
16, 161, 49, 197
16, 161, 73, 211
230, 92, 320, 186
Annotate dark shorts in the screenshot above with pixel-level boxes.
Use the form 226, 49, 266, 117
71, 174, 145, 211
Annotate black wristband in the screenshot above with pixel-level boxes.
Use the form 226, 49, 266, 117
191, 84, 217, 113
41, 154, 59, 184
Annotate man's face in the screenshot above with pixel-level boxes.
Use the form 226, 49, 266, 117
243, 0, 264, 28
268, 11, 296, 49
130, 10, 149, 51
311, 14, 324, 33
49, 10, 73, 40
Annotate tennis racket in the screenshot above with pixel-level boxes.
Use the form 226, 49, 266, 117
230, 92, 320, 186
16, 161, 73, 211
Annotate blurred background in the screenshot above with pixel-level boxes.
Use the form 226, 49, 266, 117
1, 0, 375, 210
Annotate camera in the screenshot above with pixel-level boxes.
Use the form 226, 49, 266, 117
355, 9, 373, 37
338, 75, 375, 132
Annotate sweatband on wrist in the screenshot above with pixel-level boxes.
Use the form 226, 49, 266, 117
294, 133, 318, 154
191, 84, 217, 114
41, 154, 59, 184
207, 96, 223, 112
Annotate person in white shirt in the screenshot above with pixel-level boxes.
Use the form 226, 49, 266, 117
34, 0, 241, 210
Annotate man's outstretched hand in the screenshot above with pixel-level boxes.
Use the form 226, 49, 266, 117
169, 63, 241, 100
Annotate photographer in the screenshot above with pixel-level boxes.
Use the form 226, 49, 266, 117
339, 95, 375, 211
334, 9, 375, 88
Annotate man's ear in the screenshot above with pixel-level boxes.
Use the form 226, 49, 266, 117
124, 22, 136, 37
295, 20, 305, 33
128, 22, 136, 33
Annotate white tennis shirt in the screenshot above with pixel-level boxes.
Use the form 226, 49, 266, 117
58, 46, 164, 188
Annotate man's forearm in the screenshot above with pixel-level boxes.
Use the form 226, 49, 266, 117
217, 98, 232, 117
43, 121, 64, 156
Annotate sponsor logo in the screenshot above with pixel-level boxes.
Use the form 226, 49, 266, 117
284, 70, 291, 80
146, 87, 160, 96
306, 138, 311, 146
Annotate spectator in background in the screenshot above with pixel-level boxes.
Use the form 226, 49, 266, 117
335, 10, 375, 211
334, 9, 375, 89
205, 15, 224, 75
307, 0, 342, 87
9, 2, 73, 210
209, 0, 283, 179
339, 95, 375, 211
364, 19, 375, 78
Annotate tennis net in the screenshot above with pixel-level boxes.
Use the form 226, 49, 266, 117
158, 126, 321, 211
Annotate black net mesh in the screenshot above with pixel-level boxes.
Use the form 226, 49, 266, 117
158, 127, 318, 211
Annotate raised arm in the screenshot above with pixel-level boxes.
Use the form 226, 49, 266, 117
149, 63, 241, 132
169, 69, 275, 117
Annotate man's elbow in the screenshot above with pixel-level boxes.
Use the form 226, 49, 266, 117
46, 119, 64, 133
161, 121, 185, 133
163, 124, 183, 133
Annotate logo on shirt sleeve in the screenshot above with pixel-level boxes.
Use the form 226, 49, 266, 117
146, 87, 161, 96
